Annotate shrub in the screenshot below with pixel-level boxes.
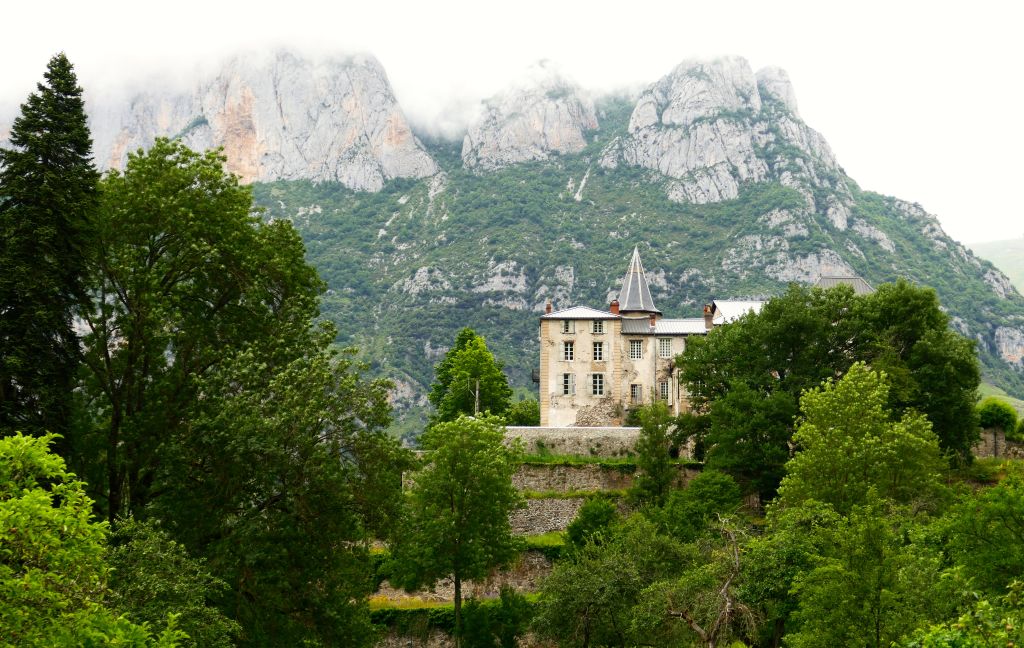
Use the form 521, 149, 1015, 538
977, 397, 1018, 434
566, 496, 619, 552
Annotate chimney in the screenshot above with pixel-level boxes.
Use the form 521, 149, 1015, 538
610, 299, 620, 315
649, 313, 657, 330
545, 300, 552, 314
703, 304, 714, 330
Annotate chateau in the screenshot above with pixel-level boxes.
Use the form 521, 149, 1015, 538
538, 248, 762, 427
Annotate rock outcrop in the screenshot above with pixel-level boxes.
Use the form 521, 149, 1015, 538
89, 50, 438, 190
600, 57, 843, 207
462, 61, 598, 170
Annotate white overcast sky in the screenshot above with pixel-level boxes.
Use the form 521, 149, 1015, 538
2, 0, 1022, 244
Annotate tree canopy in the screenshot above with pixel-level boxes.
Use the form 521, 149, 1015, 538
428, 327, 513, 422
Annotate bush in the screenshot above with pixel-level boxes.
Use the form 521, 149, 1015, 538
566, 497, 619, 552
1016, 418, 1024, 442
978, 397, 1018, 434
463, 587, 533, 648
504, 399, 540, 426
659, 470, 742, 542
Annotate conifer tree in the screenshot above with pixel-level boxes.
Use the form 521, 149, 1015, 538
0, 53, 99, 437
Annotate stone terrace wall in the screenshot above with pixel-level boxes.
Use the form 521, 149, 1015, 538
973, 428, 1024, 459
505, 426, 641, 457
376, 550, 553, 603
513, 463, 699, 493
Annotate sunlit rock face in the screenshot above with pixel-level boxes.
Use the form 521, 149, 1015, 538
461, 61, 598, 170
89, 50, 438, 190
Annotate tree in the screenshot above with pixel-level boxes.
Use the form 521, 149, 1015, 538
631, 518, 757, 648
977, 397, 1017, 433
75, 138, 322, 521
903, 581, 1024, 648
429, 328, 512, 423
786, 499, 957, 648
0, 53, 99, 438
0, 433, 183, 646
776, 363, 946, 515
940, 475, 1024, 596
533, 515, 687, 648
391, 414, 524, 641
566, 496, 619, 552
658, 470, 741, 543
155, 333, 406, 646
705, 384, 796, 502
107, 519, 239, 647
629, 401, 677, 508
504, 398, 540, 426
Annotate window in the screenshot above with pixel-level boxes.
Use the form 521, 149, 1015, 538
592, 320, 604, 334
562, 341, 574, 361
630, 384, 642, 403
593, 341, 604, 361
562, 373, 575, 396
659, 381, 670, 400
591, 373, 604, 396
561, 320, 575, 334
629, 339, 643, 360
658, 338, 673, 359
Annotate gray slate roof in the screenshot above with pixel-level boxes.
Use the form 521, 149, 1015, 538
618, 247, 660, 314
815, 275, 875, 295
620, 317, 707, 335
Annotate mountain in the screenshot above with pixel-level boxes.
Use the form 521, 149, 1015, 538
5, 52, 1023, 435
971, 238, 1024, 293
87, 50, 437, 190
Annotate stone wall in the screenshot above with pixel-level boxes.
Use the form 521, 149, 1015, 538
510, 498, 585, 535
513, 463, 699, 493
506, 426, 641, 457
375, 550, 553, 603
973, 428, 1024, 459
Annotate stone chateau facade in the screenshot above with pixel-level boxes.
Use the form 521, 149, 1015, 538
538, 248, 763, 427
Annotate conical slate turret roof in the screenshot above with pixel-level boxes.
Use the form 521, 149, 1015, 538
617, 247, 660, 314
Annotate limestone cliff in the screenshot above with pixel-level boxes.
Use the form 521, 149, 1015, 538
89, 50, 438, 190
600, 56, 843, 207
462, 61, 598, 170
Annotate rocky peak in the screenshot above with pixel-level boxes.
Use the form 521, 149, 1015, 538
628, 56, 762, 132
755, 66, 799, 116
89, 50, 438, 191
461, 61, 598, 170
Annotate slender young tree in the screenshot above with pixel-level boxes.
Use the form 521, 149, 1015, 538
0, 53, 99, 437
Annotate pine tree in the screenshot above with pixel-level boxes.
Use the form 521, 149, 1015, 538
0, 53, 98, 436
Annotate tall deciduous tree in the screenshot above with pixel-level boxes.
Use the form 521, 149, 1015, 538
429, 328, 512, 423
391, 414, 524, 641
0, 53, 99, 438
629, 401, 677, 508
75, 138, 322, 521
776, 363, 945, 515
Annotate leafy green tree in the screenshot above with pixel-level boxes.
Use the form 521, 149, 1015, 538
462, 586, 533, 648
430, 330, 513, 423
533, 515, 687, 648
0, 433, 183, 646
156, 333, 405, 646
977, 397, 1018, 433
391, 414, 524, 641
75, 138, 322, 521
630, 518, 756, 648
705, 384, 796, 502
940, 475, 1024, 596
786, 498, 958, 648
0, 53, 99, 438
566, 496, 619, 552
658, 470, 741, 543
629, 401, 677, 508
107, 518, 239, 647
504, 398, 540, 426
776, 363, 946, 515
1017, 417, 1024, 442
902, 581, 1024, 648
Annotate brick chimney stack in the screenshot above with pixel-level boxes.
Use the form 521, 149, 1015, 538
610, 299, 620, 315
703, 304, 714, 330
545, 300, 552, 314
